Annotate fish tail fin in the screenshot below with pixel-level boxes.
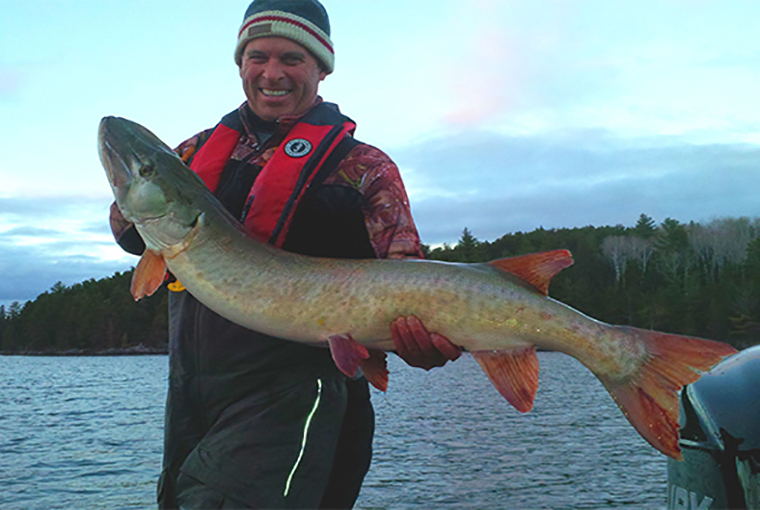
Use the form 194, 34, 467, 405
599, 327, 737, 460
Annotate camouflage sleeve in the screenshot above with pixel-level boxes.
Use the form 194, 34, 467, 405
174, 128, 214, 163
331, 143, 424, 260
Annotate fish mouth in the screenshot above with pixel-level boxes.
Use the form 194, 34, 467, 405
139, 212, 200, 227
100, 140, 135, 202
99, 118, 138, 191
138, 213, 168, 224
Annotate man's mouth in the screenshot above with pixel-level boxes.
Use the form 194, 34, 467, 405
261, 88, 290, 97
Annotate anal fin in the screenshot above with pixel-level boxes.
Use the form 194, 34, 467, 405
130, 249, 167, 301
472, 346, 539, 413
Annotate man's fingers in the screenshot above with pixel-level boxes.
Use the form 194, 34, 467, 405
391, 315, 461, 370
405, 316, 439, 358
431, 333, 463, 361
391, 316, 420, 356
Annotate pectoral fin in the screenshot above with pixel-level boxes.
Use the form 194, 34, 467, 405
130, 249, 167, 301
472, 346, 539, 413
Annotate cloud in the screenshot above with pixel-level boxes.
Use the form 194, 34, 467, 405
395, 129, 760, 244
1, 194, 106, 216
0, 195, 135, 307
2, 226, 63, 238
442, 26, 521, 126
0, 237, 135, 307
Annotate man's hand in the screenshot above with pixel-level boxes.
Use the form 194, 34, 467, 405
109, 201, 132, 240
110, 201, 146, 255
390, 315, 462, 370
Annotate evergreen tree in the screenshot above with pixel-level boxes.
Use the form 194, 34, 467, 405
456, 227, 480, 262
0, 304, 5, 349
633, 213, 657, 239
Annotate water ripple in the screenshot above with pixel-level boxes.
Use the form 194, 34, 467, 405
357, 353, 666, 510
0, 352, 668, 509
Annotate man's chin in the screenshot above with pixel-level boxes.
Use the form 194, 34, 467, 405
252, 104, 290, 121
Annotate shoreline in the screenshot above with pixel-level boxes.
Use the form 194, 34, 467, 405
0, 345, 168, 357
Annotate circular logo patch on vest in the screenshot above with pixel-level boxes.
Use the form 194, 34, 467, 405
284, 138, 312, 158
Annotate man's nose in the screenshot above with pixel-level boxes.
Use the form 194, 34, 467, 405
261, 60, 285, 81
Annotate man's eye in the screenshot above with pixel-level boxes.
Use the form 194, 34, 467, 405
282, 54, 304, 65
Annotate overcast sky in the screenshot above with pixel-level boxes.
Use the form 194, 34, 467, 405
1, 0, 759, 308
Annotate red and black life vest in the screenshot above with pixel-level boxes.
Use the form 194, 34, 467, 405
189, 102, 357, 248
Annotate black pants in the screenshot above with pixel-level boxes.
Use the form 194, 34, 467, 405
159, 375, 374, 509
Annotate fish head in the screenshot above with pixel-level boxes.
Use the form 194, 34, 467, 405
99, 116, 209, 252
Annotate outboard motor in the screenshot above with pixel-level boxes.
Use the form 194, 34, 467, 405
667, 345, 760, 510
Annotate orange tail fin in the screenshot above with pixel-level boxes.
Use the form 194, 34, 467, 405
599, 327, 737, 460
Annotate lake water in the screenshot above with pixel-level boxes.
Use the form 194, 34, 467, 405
0, 352, 667, 509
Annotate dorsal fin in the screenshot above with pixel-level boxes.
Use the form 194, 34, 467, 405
486, 249, 573, 295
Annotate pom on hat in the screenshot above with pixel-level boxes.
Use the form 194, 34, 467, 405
235, 0, 334, 74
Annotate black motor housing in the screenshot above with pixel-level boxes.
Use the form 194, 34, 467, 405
667, 345, 760, 509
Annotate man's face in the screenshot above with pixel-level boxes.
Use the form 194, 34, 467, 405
239, 37, 327, 122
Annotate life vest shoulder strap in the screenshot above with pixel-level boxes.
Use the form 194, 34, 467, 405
185, 103, 358, 247
244, 111, 356, 246
187, 111, 244, 193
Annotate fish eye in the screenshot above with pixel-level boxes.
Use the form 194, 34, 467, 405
139, 164, 155, 178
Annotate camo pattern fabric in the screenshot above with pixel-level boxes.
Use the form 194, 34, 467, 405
173, 100, 424, 260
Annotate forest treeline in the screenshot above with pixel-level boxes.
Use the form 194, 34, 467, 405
0, 271, 168, 354
1, 214, 758, 354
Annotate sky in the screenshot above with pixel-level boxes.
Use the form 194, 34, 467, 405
1, 0, 759, 308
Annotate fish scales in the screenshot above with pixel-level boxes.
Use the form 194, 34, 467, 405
174, 231, 537, 353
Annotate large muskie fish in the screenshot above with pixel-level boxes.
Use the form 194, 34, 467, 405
99, 116, 736, 460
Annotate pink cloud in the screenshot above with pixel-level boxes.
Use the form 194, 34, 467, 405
443, 26, 524, 126
441, 0, 581, 127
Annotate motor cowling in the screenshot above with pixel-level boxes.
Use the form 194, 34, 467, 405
667, 345, 760, 509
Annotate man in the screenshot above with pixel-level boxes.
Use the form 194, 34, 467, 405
110, 0, 461, 507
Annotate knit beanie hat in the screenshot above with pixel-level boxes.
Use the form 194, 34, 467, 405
235, 0, 334, 74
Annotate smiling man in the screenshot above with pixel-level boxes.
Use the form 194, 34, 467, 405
109, 0, 461, 508
238, 36, 326, 122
